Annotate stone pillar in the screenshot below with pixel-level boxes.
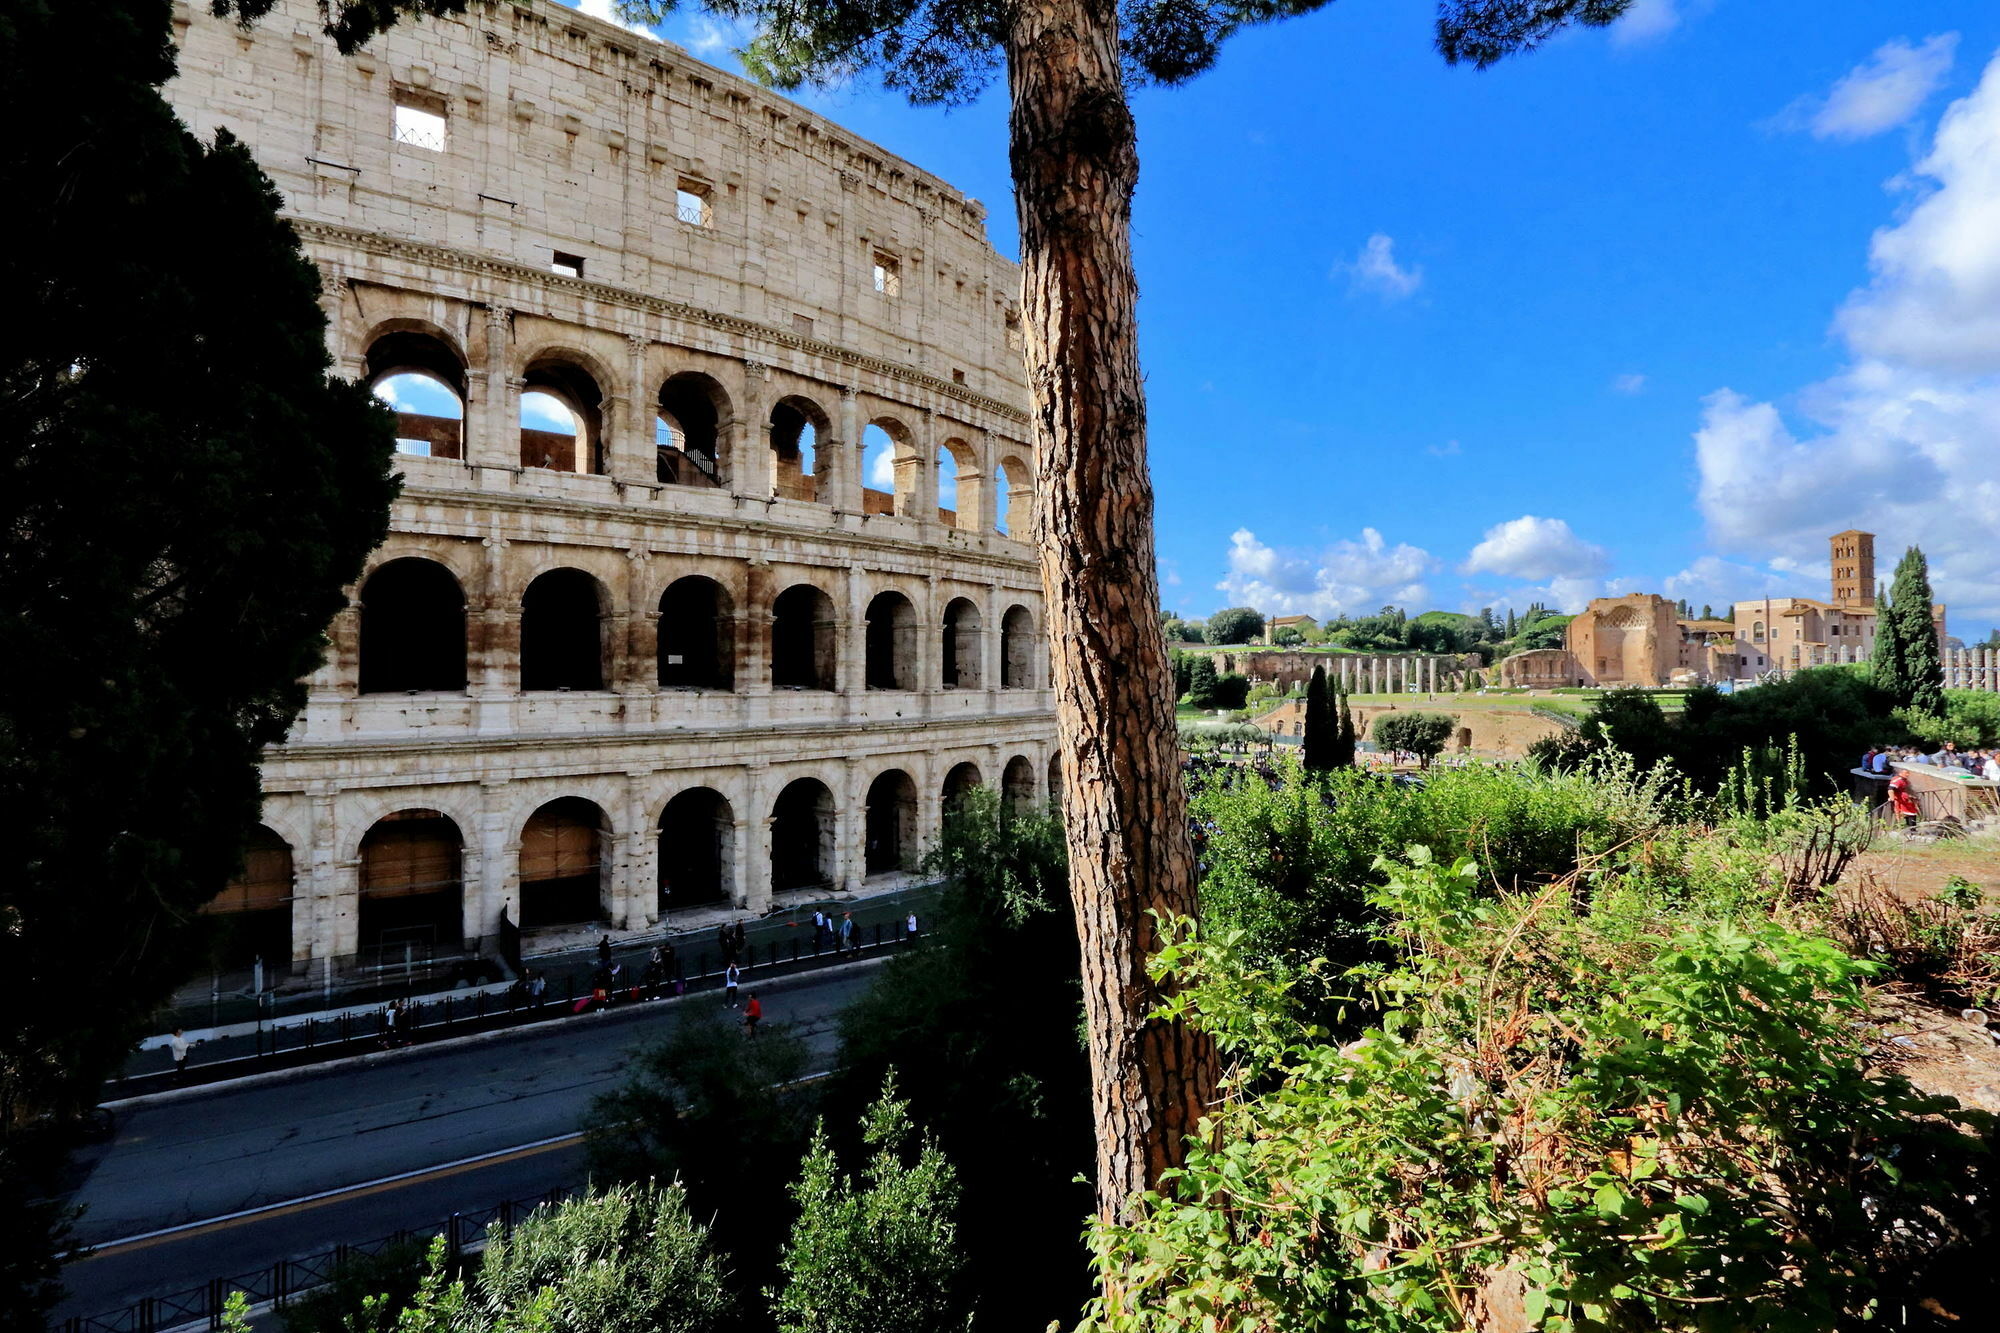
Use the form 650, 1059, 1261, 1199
839, 564, 866, 700
920, 573, 943, 701
981, 583, 1004, 706
972, 427, 999, 533
836, 387, 864, 512
615, 334, 653, 484
739, 559, 773, 698
736, 360, 768, 496
476, 779, 515, 951
476, 306, 516, 472
917, 750, 943, 860
619, 772, 654, 930
742, 764, 772, 914
321, 270, 359, 376
834, 758, 864, 892
299, 789, 341, 971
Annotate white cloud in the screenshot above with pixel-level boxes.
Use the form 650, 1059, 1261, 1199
1611, 372, 1648, 394
1216, 527, 1433, 619
686, 15, 742, 57
1662, 555, 1813, 611
1338, 233, 1422, 301
867, 443, 896, 489
1693, 46, 2000, 627
1773, 33, 1958, 141
1462, 515, 1609, 583
1611, 0, 1683, 48
1427, 439, 1462, 458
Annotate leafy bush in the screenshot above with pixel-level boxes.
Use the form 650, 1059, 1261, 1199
771, 1079, 971, 1333
277, 1239, 431, 1333
479, 1183, 734, 1333
1211, 671, 1251, 710
1193, 757, 1675, 998
1089, 853, 1996, 1332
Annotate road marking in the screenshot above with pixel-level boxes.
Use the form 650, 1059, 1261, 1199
71, 1133, 585, 1260
74, 1069, 835, 1262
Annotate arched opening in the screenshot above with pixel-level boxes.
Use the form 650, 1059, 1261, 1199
1001, 604, 1036, 689
1003, 755, 1036, 816
941, 762, 982, 816
863, 419, 922, 517
359, 558, 467, 693
995, 455, 1034, 536
520, 359, 605, 474
770, 397, 826, 503
864, 769, 918, 876
771, 778, 836, 893
941, 597, 982, 689
359, 810, 463, 955
1047, 753, 1063, 809
658, 576, 732, 690
367, 331, 467, 460
657, 373, 728, 487
521, 568, 606, 691
935, 446, 962, 527
659, 788, 734, 913
772, 583, 836, 690
519, 797, 608, 929
865, 590, 918, 690
201, 824, 294, 971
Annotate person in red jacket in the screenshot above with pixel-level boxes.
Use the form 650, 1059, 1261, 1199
744, 992, 762, 1038
1889, 770, 1920, 828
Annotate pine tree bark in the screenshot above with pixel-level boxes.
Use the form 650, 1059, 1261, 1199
1006, 0, 1219, 1219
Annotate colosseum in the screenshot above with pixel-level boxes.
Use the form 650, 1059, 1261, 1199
164, 0, 1054, 981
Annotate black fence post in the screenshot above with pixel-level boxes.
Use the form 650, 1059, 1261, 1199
447, 1212, 463, 1262
138, 1296, 156, 1333
208, 1276, 224, 1330
274, 1257, 289, 1308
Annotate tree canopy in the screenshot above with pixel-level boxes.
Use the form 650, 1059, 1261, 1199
1372, 711, 1457, 768
1206, 606, 1266, 646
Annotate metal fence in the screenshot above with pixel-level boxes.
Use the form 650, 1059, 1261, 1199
59, 1184, 580, 1333
115, 920, 924, 1096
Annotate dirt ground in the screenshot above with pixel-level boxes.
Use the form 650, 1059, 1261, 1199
1840, 827, 2000, 1114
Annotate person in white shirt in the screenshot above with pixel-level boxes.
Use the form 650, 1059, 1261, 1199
168, 1028, 191, 1080
1983, 753, 2000, 782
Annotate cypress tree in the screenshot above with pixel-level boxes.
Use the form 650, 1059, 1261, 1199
1505, 608, 1518, 637
1333, 676, 1359, 769
1873, 587, 1912, 705
1890, 547, 1945, 715
1302, 665, 1332, 772
1187, 657, 1220, 709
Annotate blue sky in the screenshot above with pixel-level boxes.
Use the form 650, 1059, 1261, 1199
567, 0, 2000, 641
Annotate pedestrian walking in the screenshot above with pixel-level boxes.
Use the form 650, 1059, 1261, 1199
905, 910, 918, 943
724, 961, 741, 1007
744, 992, 762, 1038
598, 933, 613, 969
731, 920, 747, 965
716, 923, 733, 965
839, 911, 855, 953
1889, 770, 1921, 828
168, 1028, 191, 1081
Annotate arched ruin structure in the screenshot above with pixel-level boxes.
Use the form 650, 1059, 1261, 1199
167, 0, 1054, 976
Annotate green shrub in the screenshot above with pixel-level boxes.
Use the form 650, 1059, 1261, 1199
479, 1183, 733, 1333
1090, 853, 1996, 1332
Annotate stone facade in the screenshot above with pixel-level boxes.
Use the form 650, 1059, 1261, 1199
1209, 651, 1478, 694
165, 0, 1055, 978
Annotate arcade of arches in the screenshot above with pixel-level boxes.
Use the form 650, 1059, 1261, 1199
343, 554, 1041, 702
220, 750, 1055, 968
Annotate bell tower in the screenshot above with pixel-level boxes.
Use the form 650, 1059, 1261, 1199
1830, 530, 1874, 607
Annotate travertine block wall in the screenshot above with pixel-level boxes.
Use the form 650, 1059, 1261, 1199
164, 0, 1055, 975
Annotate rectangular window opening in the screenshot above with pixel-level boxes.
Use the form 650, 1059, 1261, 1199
792, 313, 815, 337
393, 98, 448, 152
951, 369, 965, 385
872, 251, 901, 297
676, 181, 712, 227
551, 250, 585, 278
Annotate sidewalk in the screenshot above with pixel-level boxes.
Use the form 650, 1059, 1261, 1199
120, 878, 938, 1091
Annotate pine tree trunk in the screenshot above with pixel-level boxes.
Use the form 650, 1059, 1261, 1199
1006, 0, 1218, 1219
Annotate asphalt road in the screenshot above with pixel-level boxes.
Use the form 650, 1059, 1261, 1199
55, 959, 883, 1325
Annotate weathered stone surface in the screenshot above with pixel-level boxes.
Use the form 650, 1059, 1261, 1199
165, 0, 1054, 973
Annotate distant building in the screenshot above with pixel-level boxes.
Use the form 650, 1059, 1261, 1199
1262, 614, 1318, 644
1502, 531, 1947, 689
